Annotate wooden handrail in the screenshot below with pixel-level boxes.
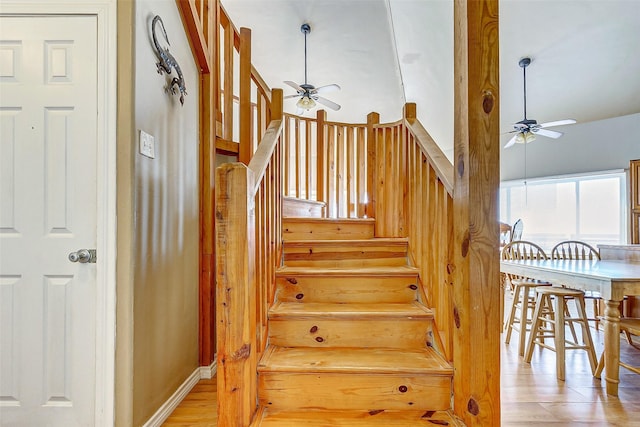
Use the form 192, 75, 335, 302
251, 64, 271, 102
405, 117, 454, 196
248, 119, 283, 196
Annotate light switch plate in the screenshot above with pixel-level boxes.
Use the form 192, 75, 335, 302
139, 130, 155, 159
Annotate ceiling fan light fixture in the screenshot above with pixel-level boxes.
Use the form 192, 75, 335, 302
515, 131, 536, 144
296, 95, 316, 110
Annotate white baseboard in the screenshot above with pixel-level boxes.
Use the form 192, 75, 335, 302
143, 359, 217, 427
199, 358, 217, 379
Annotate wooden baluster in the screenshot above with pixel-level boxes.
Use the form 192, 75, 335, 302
366, 112, 378, 222
284, 117, 290, 196
239, 27, 252, 163
347, 126, 355, 218
305, 119, 312, 199
327, 124, 336, 218
223, 22, 233, 142
295, 117, 301, 198
337, 125, 345, 217
357, 126, 366, 218
316, 110, 326, 211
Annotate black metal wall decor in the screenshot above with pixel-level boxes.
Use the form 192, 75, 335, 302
152, 15, 187, 105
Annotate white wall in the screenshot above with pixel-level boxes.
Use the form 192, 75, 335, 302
501, 113, 640, 181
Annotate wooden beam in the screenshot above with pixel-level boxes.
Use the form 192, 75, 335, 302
239, 27, 252, 164
452, 0, 500, 425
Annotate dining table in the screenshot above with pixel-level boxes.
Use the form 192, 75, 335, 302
500, 257, 640, 396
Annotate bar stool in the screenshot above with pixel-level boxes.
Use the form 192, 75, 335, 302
524, 286, 598, 380
502, 240, 553, 356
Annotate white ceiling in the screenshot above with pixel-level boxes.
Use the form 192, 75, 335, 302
221, 0, 640, 159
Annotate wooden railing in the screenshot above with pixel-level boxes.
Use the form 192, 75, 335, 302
218, 5, 272, 161
403, 104, 455, 360
215, 90, 284, 426
281, 111, 380, 219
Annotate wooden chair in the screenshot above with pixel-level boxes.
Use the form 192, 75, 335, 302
551, 240, 602, 328
502, 240, 553, 356
595, 318, 640, 377
524, 286, 598, 380
510, 219, 524, 242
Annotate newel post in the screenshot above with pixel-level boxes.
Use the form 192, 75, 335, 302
451, 0, 500, 425
367, 112, 379, 228
239, 27, 253, 164
271, 88, 283, 121
215, 163, 257, 426
403, 102, 417, 122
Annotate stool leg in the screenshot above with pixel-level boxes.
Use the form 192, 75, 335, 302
595, 350, 605, 378
575, 296, 598, 374
554, 294, 566, 381
564, 299, 579, 343
504, 285, 521, 343
524, 292, 545, 363
518, 286, 531, 357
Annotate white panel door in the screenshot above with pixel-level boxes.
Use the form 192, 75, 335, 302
0, 16, 98, 426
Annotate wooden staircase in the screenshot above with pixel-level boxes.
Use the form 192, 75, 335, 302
251, 218, 460, 426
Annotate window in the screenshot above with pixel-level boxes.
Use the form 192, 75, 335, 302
500, 171, 627, 251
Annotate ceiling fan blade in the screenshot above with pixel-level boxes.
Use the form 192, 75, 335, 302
539, 119, 576, 128
314, 96, 341, 111
284, 80, 304, 92
311, 84, 340, 94
533, 128, 563, 139
284, 94, 300, 99
504, 134, 518, 149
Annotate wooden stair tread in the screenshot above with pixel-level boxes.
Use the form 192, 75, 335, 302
252, 408, 462, 426
283, 217, 376, 224
284, 238, 408, 247
270, 301, 433, 319
258, 346, 452, 375
276, 265, 419, 276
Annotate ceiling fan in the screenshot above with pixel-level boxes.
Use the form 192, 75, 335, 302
504, 57, 576, 149
284, 23, 341, 115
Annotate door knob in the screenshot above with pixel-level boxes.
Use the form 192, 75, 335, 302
68, 249, 96, 263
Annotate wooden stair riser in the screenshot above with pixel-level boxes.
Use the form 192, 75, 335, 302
276, 275, 419, 304
283, 240, 409, 268
268, 318, 432, 349
283, 218, 375, 240
258, 373, 451, 411
251, 408, 463, 426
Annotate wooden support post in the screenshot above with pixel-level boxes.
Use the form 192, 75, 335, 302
216, 163, 257, 426
239, 27, 252, 164
316, 109, 327, 210
452, 0, 500, 425
199, 71, 216, 366
367, 112, 379, 227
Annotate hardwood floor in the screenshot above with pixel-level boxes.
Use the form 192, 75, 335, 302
164, 327, 640, 426
162, 378, 217, 426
